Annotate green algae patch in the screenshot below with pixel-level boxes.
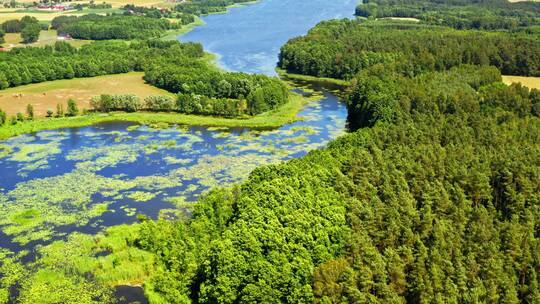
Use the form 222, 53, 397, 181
127, 191, 158, 202
0, 170, 138, 244
33, 224, 155, 287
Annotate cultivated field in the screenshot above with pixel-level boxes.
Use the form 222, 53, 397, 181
11, 0, 171, 8
0, 72, 174, 117
502, 75, 540, 90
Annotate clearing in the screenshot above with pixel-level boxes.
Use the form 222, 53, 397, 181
0, 72, 174, 117
502, 75, 540, 90
3, 30, 90, 49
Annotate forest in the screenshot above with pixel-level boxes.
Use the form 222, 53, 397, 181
355, 0, 540, 30
0, 40, 203, 89
51, 14, 177, 40
279, 20, 540, 80
121, 63, 540, 303
106, 3, 540, 303
0, 38, 288, 118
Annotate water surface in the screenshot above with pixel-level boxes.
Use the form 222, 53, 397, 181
0, 93, 346, 251
180, 0, 358, 75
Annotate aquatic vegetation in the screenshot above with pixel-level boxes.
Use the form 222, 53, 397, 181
126, 125, 140, 132
8, 141, 63, 175
163, 156, 192, 165
127, 191, 158, 202
0, 170, 137, 244
67, 144, 140, 172
0, 144, 11, 159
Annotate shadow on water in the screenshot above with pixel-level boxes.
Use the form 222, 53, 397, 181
115, 286, 148, 304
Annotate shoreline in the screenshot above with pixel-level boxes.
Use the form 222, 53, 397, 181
0, 92, 321, 140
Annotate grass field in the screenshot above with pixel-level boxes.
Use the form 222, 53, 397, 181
502, 75, 540, 90
0, 72, 174, 117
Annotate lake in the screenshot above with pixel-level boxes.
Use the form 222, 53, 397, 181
0, 92, 346, 252
180, 0, 358, 75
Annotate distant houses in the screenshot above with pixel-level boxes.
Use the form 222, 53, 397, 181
36, 4, 73, 12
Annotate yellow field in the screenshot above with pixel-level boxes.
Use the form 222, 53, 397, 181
12, 0, 170, 8
502, 75, 540, 90
0, 10, 72, 23
3, 30, 90, 49
0, 72, 174, 117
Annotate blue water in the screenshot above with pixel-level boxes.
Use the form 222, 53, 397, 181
180, 0, 358, 75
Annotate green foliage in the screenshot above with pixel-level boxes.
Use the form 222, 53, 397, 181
1, 15, 39, 33
145, 65, 288, 116
25, 103, 33, 120
0, 40, 204, 90
52, 14, 176, 40
174, 0, 254, 16
66, 99, 79, 117
279, 19, 540, 79
56, 103, 64, 118
20, 22, 40, 44
144, 95, 175, 112
356, 0, 540, 30
0, 108, 6, 125
91, 94, 143, 113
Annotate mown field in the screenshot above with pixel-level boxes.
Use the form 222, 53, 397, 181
503, 75, 540, 89
0, 72, 174, 116
3, 29, 90, 49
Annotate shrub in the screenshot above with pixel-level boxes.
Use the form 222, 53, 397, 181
26, 103, 34, 120
145, 95, 175, 112
91, 94, 143, 112
56, 103, 64, 117
46, 109, 54, 118
66, 99, 79, 117
0, 108, 6, 125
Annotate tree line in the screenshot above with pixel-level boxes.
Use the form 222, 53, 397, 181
51, 14, 177, 40
144, 65, 289, 116
0, 15, 43, 43
356, 0, 540, 30
173, 0, 253, 16
279, 19, 540, 80
0, 40, 203, 89
0, 38, 288, 118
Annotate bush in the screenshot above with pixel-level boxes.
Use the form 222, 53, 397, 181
46, 109, 54, 118
66, 99, 79, 117
91, 94, 143, 112
0, 108, 6, 125
144, 95, 175, 112
26, 103, 33, 120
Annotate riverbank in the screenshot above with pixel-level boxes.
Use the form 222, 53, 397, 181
163, 1, 260, 39
0, 92, 320, 140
